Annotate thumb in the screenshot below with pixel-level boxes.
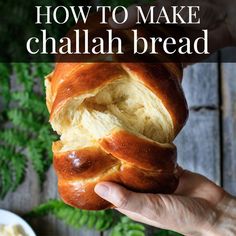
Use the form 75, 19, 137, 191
94, 182, 147, 212
94, 182, 177, 229
94, 181, 175, 223
94, 182, 215, 234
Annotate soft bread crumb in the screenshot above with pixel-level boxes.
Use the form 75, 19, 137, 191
49, 76, 174, 152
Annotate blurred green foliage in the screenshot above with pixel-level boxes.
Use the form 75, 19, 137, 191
0, 63, 56, 198
110, 216, 146, 236
26, 199, 114, 231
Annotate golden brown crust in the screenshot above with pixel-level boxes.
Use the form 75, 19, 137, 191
46, 15, 189, 210
53, 129, 180, 210
49, 63, 126, 120
58, 179, 114, 210
48, 63, 188, 134
47, 62, 188, 210
119, 166, 179, 194
53, 147, 119, 180
100, 129, 177, 171
122, 63, 187, 134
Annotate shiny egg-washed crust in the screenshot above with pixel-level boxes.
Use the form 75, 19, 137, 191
53, 129, 179, 210
47, 62, 188, 210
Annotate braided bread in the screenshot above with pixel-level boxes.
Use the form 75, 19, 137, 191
45, 62, 188, 210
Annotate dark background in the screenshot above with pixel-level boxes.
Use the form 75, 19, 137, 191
1, 0, 236, 62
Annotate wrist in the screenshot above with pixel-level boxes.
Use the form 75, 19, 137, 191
204, 194, 236, 236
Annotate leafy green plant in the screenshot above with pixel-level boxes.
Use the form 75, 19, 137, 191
110, 216, 145, 236
25, 199, 114, 232
0, 63, 56, 198
154, 230, 183, 236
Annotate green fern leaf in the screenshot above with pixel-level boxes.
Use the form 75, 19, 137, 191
87, 212, 97, 229
154, 230, 183, 236
27, 140, 46, 182
110, 217, 145, 236
0, 57, 65, 198
0, 129, 28, 148
11, 92, 30, 106
38, 126, 57, 148
31, 63, 53, 92
0, 63, 11, 107
25, 200, 114, 231
10, 153, 26, 191
27, 95, 48, 116
12, 92, 48, 116
0, 165, 12, 198
0, 147, 25, 197
32, 63, 53, 79
12, 63, 33, 92
7, 109, 40, 133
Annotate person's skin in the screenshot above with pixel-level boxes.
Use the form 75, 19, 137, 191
94, 1, 236, 235
95, 170, 236, 235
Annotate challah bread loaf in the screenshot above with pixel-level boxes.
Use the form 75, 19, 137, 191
45, 62, 188, 210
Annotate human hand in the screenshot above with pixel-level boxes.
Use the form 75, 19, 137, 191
95, 169, 236, 236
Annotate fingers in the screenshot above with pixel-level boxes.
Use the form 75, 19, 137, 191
94, 182, 167, 229
94, 181, 218, 234
94, 182, 147, 212
94, 182, 176, 223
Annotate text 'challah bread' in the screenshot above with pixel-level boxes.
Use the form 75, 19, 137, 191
45, 62, 188, 210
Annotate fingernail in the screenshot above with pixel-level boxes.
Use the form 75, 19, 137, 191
95, 184, 109, 197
